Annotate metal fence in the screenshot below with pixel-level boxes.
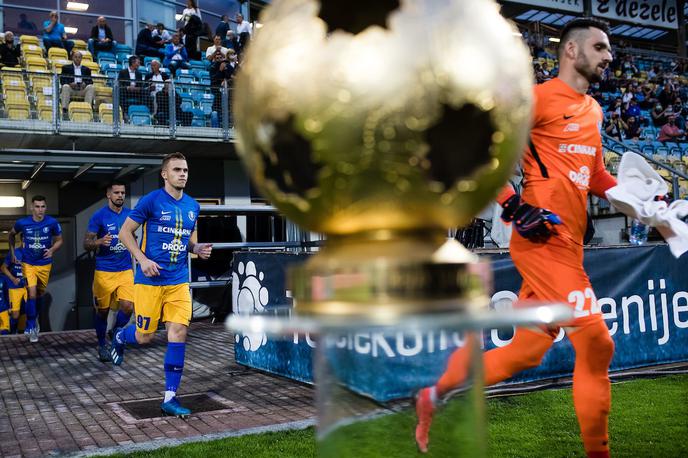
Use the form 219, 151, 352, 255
0, 69, 233, 140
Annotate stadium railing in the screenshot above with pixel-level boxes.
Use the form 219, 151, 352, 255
0, 69, 233, 141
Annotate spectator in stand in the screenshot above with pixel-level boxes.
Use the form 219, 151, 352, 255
624, 116, 641, 141
658, 115, 684, 143
621, 55, 638, 78
60, 51, 95, 119
17, 13, 37, 33
658, 82, 676, 109
145, 59, 169, 123
235, 13, 252, 54
0, 32, 21, 68
605, 112, 626, 141
42, 11, 74, 55
118, 55, 146, 122
206, 35, 229, 62
640, 84, 657, 109
224, 29, 238, 51
210, 48, 237, 87
181, 0, 203, 60
135, 23, 164, 58
625, 98, 642, 124
89, 16, 115, 58
215, 15, 230, 39
163, 33, 190, 73
608, 97, 623, 117
652, 103, 671, 127
153, 23, 172, 45
541, 62, 551, 79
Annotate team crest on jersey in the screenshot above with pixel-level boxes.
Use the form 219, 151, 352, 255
188, 211, 195, 221
564, 123, 580, 132
569, 166, 591, 190
43, 226, 50, 233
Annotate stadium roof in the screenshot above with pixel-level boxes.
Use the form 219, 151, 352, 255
513, 8, 668, 41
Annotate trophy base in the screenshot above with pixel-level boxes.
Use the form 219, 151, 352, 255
290, 230, 491, 318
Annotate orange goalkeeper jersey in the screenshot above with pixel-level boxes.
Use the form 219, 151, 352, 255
515, 78, 615, 245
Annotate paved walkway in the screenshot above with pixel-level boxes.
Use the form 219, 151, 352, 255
0, 323, 315, 457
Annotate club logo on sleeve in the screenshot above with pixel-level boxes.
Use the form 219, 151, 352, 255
232, 261, 269, 352
188, 211, 195, 221
569, 165, 591, 190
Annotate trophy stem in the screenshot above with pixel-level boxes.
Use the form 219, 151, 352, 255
290, 230, 491, 319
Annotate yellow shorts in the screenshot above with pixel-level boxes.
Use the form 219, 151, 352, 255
93, 270, 135, 310
22, 263, 52, 292
134, 283, 191, 334
0, 310, 8, 332
8, 288, 27, 313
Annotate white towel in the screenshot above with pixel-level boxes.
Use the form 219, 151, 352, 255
605, 152, 688, 258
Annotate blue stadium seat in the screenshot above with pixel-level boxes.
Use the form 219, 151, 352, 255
128, 105, 151, 125
656, 146, 669, 157
117, 53, 131, 66
175, 68, 195, 84
97, 52, 117, 66
138, 67, 150, 78
190, 108, 206, 127
114, 44, 133, 55
193, 92, 214, 115
642, 145, 655, 156
177, 92, 194, 112
102, 63, 122, 80
669, 147, 682, 157
188, 60, 205, 72
143, 56, 157, 68
193, 70, 210, 86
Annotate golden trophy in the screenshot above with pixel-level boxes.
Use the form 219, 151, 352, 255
230, 0, 567, 455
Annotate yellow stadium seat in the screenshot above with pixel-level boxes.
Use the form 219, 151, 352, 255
72, 39, 88, 51
29, 71, 52, 91
94, 86, 112, 109
37, 100, 54, 121
19, 35, 40, 46
4, 86, 28, 104
98, 102, 114, 123
1, 69, 25, 87
68, 101, 93, 122
33, 86, 54, 105
21, 44, 43, 59
5, 100, 30, 120
51, 59, 70, 73
47, 47, 68, 61
83, 61, 100, 74
91, 74, 108, 88
79, 50, 93, 63
26, 56, 48, 71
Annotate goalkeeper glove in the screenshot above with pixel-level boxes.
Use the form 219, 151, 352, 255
501, 194, 562, 243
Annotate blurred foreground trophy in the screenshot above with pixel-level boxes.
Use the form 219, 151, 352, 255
230, 0, 569, 456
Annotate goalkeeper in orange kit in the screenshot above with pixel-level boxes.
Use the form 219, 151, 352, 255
415, 18, 617, 458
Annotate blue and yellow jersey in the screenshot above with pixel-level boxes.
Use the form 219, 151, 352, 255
129, 188, 199, 286
0, 276, 7, 313
2, 250, 24, 289
88, 206, 133, 273
14, 215, 62, 266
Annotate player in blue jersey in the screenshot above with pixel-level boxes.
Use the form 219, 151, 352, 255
1, 248, 27, 334
0, 274, 9, 335
84, 182, 135, 362
112, 152, 212, 417
8, 196, 63, 342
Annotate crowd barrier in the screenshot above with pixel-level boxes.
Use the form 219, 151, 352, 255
231, 244, 688, 401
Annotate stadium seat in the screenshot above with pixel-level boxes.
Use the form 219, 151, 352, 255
79, 50, 93, 63
656, 146, 669, 157
1, 68, 25, 86
114, 44, 132, 55
194, 70, 210, 86
19, 35, 40, 46
3, 85, 28, 104
97, 52, 117, 66
51, 59, 70, 73
116, 53, 131, 66
102, 63, 122, 80
178, 92, 194, 112
5, 100, 30, 120
83, 61, 100, 74
21, 44, 43, 60
26, 56, 48, 71
91, 74, 108, 88
68, 101, 93, 122
33, 85, 54, 105
47, 47, 68, 61
194, 92, 214, 115
37, 100, 54, 122
72, 39, 88, 51
175, 68, 195, 84
128, 105, 151, 125
188, 60, 205, 72
641, 145, 654, 156
98, 102, 121, 124
190, 108, 206, 127
143, 56, 157, 68
94, 86, 113, 109
29, 71, 52, 92
138, 67, 150, 79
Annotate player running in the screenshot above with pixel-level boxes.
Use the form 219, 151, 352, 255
111, 152, 212, 418
0, 248, 27, 334
84, 181, 135, 362
416, 18, 617, 458
9, 196, 63, 343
